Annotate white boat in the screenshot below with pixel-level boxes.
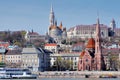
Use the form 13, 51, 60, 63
0, 68, 11, 79
0, 68, 37, 79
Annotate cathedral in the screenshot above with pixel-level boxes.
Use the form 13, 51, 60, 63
48, 5, 67, 43
78, 19, 106, 71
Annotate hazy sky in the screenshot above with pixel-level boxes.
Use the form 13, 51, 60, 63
0, 0, 120, 34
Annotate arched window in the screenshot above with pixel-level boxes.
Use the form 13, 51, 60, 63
81, 60, 82, 64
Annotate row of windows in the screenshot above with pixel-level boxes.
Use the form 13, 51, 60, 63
53, 62, 77, 66
52, 57, 78, 61
7, 60, 21, 63
23, 59, 37, 62
22, 55, 37, 58
22, 64, 38, 66
6, 56, 21, 58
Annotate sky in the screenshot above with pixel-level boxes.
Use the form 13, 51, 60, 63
0, 0, 120, 35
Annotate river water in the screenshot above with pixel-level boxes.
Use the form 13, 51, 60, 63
38, 77, 119, 80
2, 78, 120, 80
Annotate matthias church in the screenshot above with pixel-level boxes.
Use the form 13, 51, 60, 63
47, 5, 67, 44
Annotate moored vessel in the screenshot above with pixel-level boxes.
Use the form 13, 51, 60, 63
0, 68, 37, 79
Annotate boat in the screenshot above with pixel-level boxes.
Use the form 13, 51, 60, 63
0, 68, 11, 79
0, 68, 37, 79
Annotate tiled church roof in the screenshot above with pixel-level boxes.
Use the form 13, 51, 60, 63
86, 38, 95, 48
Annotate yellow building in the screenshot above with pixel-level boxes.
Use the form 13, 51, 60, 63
0, 48, 6, 63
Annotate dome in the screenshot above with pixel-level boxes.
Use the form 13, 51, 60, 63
86, 38, 95, 48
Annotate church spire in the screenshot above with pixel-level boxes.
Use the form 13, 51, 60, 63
95, 18, 102, 71
59, 22, 63, 30
96, 18, 100, 37
51, 4, 53, 13
49, 4, 55, 26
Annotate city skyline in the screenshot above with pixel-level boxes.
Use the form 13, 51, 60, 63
0, 0, 120, 34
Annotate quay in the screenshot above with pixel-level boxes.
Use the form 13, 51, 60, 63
38, 71, 120, 78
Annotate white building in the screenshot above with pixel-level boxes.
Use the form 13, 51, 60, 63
50, 52, 80, 70
67, 24, 108, 39
21, 47, 52, 72
25, 30, 45, 42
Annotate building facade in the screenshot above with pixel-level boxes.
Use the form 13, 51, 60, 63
78, 19, 105, 71
5, 50, 22, 68
25, 30, 45, 42
67, 24, 108, 39
50, 52, 80, 70
0, 47, 7, 63
21, 47, 51, 72
67, 19, 120, 39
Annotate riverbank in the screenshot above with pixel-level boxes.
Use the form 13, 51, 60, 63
38, 71, 120, 78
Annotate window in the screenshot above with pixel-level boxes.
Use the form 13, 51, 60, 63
86, 59, 88, 62
74, 57, 76, 60
67, 57, 69, 60
81, 60, 82, 64
75, 62, 77, 65
71, 57, 73, 60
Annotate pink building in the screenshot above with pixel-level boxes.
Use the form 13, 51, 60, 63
78, 19, 105, 71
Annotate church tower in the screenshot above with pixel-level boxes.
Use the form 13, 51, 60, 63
49, 5, 55, 26
95, 18, 102, 70
110, 19, 116, 31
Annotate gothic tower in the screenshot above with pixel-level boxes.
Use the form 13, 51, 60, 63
110, 19, 116, 31
95, 18, 102, 70
49, 5, 55, 26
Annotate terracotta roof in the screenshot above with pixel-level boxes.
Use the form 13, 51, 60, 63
86, 38, 95, 48
0, 42, 10, 48
45, 43, 57, 46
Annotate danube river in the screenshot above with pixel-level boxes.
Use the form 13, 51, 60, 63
38, 77, 120, 80
2, 77, 120, 80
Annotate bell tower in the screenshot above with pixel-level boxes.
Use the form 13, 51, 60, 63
95, 18, 102, 70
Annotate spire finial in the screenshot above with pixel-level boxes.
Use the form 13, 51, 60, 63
51, 4, 53, 13
97, 10, 99, 18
